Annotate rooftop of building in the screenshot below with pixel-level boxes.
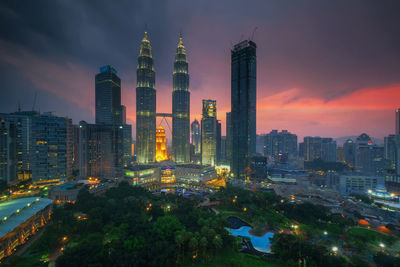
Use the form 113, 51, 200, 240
0, 197, 53, 239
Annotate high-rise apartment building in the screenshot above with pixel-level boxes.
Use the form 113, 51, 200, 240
263, 130, 297, 161
231, 40, 257, 179
201, 100, 217, 166
0, 111, 72, 182
136, 32, 156, 163
95, 65, 122, 125
300, 137, 337, 162
396, 108, 400, 135
172, 37, 190, 163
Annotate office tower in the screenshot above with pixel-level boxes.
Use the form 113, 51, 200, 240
231, 40, 257, 179
201, 100, 217, 166
0, 118, 16, 184
216, 120, 222, 165
300, 137, 336, 162
136, 32, 156, 163
225, 112, 232, 162
172, 36, 190, 163
95, 65, 122, 125
384, 135, 397, 170
156, 126, 168, 162
191, 119, 201, 155
343, 139, 356, 167
122, 124, 132, 167
79, 121, 123, 179
263, 130, 298, 161
396, 108, 400, 135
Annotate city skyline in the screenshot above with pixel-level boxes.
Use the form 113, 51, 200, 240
1, 1, 400, 140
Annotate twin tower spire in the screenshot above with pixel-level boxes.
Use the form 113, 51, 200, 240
136, 32, 190, 164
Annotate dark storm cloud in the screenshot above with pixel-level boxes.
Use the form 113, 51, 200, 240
0, 0, 400, 137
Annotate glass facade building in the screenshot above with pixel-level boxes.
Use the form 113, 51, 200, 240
172, 37, 190, 163
201, 100, 217, 166
136, 32, 156, 163
95, 65, 122, 125
231, 40, 257, 179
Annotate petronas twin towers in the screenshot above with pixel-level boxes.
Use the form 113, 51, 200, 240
136, 32, 190, 164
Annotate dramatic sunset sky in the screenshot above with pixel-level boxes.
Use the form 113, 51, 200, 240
0, 0, 399, 141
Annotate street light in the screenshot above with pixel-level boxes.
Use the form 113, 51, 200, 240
332, 246, 338, 253
379, 243, 385, 248
323, 231, 328, 235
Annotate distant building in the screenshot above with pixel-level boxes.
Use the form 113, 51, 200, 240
78, 121, 122, 180
95, 65, 122, 125
155, 126, 168, 162
396, 108, 400, 135
231, 40, 257, 179
201, 100, 217, 166
338, 174, 384, 195
263, 130, 297, 161
384, 134, 397, 171
355, 133, 385, 175
191, 120, 201, 155
343, 139, 356, 167
250, 156, 267, 179
300, 136, 336, 162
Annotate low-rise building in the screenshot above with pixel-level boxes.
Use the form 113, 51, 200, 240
124, 165, 160, 191
175, 164, 216, 187
0, 197, 53, 261
339, 174, 384, 195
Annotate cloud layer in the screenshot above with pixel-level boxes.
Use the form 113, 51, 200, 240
0, 0, 399, 141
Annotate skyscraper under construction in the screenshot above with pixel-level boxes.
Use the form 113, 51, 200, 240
172, 36, 190, 163
136, 32, 156, 163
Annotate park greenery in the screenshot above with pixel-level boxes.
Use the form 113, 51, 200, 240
5, 183, 400, 267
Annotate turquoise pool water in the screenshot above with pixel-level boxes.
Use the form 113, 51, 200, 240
226, 226, 274, 253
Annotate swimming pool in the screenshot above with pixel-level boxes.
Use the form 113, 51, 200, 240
226, 226, 274, 253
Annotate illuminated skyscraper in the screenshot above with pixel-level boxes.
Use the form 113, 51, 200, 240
136, 32, 156, 163
172, 36, 190, 163
191, 120, 201, 155
201, 100, 217, 166
156, 126, 168, 162
95, 65, 122, 125
231, 40, 257, 179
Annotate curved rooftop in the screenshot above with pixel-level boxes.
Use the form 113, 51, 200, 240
0, 197, 53, 239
